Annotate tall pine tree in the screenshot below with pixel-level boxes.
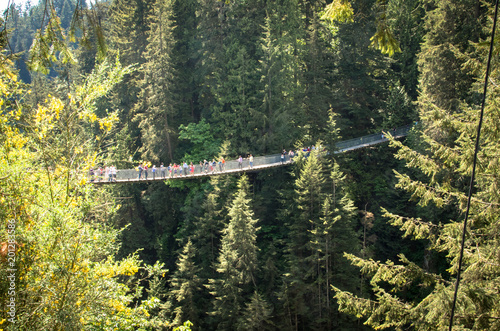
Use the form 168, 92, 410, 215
333, 3, 500, 329
207, 175, 260, 330
135, 0, 177, 163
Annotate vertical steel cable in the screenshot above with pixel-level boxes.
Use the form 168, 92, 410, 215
448, 0, 500, 329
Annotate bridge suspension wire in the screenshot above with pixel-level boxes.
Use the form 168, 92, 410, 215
448, 0, 499, 329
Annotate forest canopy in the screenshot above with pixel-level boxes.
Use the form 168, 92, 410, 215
1, 0, 499, 330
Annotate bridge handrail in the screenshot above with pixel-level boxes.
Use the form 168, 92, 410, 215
334, 124, 413, 152
92, 124, 415, 183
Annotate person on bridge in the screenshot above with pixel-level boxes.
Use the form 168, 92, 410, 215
168, 163, 172, 178
111, 165, 117, 182
238, 156, 243, 169
183, 162, 189, 176
144, 164, 148, 180
160, 163, 166, 178
211, 159, 217, 173
249, 154, 254, 168
190, 162, 195, 175
221, 157, 226, 171
137, 164, 143, 180
97, 166, 103, 182
204, 159, 209, 173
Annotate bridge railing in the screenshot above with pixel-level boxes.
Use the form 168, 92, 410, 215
334, 124, 413, 152
113, 153, 286, 181
96, 124, 415, 182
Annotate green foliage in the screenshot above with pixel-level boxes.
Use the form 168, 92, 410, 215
323, 0, 401, 56
322, 0, 355, 23
369, 0, 402, 56
173, 320, 194, 331
333, 5, 500, 329
9, 0, 495, 329
168, 239, 202, 328
178, 119, 221, 161
0, 57, 163, 330
238, 291, 275, 330
135, 0, 178, 163
207, 175, 260, 329
29, 6, 76, 74
280, 145, 361, 329
417, 0, 482, 114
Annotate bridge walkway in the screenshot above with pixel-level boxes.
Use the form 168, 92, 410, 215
92, 125, 412, 185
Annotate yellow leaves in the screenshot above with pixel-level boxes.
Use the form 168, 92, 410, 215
0, 55, 154, 329
0, 76, 10, 95
109, 299, 127, 313
78, 177, 88, 186
95, 255, 140, 279
322, 0, 354, 23
120, 258, 140, 276
88, 112, 98, 123
98, 113, 118, 132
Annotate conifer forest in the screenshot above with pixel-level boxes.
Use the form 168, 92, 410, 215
2, 0, 500, 330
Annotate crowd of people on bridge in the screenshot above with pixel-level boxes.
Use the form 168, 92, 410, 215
134, 150, 298, 181
88, 124, 414, 183
89, 147, 317, 183
89, 165, 118, 182
137, 158, 230, 180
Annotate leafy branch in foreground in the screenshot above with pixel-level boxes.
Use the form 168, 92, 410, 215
322, 0, 401, 56
0, 57, 166, 330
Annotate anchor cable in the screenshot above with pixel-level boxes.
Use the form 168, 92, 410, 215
448, 0, 499, 329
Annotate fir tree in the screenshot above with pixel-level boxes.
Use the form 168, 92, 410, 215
207, 175, 260, 330
238, 291, 275, 331
135, 0, 177, 163
281, 145, 328, 329
256, 0, 304, 153
169, 239, 202, 329
417, 0, 482, 115
333, 5, 500, 329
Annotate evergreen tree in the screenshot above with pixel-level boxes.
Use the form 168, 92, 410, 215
171, 0, 201, 121
300, 0, 338, 139
256, 0, 304, 153
417, 0, 482, 116
386, 0, 425, 101
135, 0, 177, 163
169, 239, 202, 329
238, 291, 275, 330
333, 5, 500, 329
308, 162, 359, 329
207, 175, 260, 330
280, 145, 328, 329
196, 0, 266, 154
329, 0, 393, 137
106, 0, 153, 162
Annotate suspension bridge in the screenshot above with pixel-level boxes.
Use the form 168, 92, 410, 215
92, 125, 413, 185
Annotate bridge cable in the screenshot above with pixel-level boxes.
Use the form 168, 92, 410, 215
448, 0, 499, 329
